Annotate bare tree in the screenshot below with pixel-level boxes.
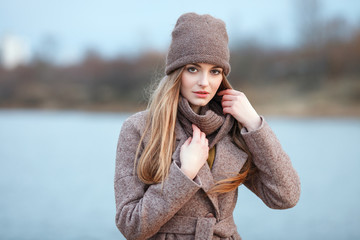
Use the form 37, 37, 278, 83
294, 0, 323, 48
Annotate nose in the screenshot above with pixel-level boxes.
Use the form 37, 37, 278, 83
198, 72, 210, 87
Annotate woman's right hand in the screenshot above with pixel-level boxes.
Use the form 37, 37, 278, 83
180, 124, 209, 179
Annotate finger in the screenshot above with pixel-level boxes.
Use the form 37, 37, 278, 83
221, 94, 237, 102
200, 131, 206, 142
217, 89, 231, 96
192, 124, 201, 140
221, 100, 233, 108
218, 89, 237, 96
181, 137, 191, 148
222, 107, 233, 115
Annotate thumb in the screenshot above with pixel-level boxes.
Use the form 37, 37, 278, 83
183, 137, 192, 146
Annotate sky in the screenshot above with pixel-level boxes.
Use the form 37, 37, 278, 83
0, 0, 359, 65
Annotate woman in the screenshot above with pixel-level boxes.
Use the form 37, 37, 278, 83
114, 12, 300, 240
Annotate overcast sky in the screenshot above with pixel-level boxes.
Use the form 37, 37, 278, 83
1, 0, 359, 64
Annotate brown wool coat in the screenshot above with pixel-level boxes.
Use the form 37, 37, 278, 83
114, 111, 301, 240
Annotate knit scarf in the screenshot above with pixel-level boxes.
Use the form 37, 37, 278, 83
177, 96, 235, 149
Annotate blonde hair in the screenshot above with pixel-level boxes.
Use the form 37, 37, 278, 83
135, 67, 183, 184
136, 68, 256, 192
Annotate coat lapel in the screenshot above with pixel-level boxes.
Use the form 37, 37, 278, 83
196, 161, 220, 216
211, 135, 248, 182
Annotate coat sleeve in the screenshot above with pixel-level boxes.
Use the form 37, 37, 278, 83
241, 116, 301, 209
114, 113, 202, 240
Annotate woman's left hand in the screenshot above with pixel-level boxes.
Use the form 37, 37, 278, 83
217, 89, 261, 131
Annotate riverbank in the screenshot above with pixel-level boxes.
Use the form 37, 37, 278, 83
1, 87, 359, 117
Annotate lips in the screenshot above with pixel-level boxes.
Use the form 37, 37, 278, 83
193, 91, 209, 98
194, 91, 209, 94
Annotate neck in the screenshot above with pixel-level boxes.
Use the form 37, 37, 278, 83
189, 103, 201, 114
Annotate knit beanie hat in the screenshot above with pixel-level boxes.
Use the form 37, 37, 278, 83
165, 12, 231, 76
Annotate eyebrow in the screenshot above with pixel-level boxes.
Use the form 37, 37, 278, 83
188, 63, 222, 69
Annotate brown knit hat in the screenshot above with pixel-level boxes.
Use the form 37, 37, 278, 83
165, 12, 231, 76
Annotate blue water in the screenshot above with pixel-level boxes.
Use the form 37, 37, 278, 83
0, 110, 359, 240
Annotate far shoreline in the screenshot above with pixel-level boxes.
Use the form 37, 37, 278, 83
1, 103, 359, 118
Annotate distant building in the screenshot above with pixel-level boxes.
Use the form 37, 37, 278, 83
0, 34, 29, 70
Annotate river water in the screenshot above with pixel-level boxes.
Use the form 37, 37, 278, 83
0, 110, 359, 240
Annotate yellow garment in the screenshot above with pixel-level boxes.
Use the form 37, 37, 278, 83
207, 146, 216, 169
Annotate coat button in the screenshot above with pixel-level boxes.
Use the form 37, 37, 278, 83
205, 213, 214, 218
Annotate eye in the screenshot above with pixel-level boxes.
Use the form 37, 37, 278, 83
187, 66, 198, 73
210, 69, 222, 75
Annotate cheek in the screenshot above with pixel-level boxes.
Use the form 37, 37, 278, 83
211, 77, 223, 91
180, 85, 186, 96
180, 78, 189, 97
180, 74, 195, 93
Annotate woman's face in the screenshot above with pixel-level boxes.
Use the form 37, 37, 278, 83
180, 63, 223, 114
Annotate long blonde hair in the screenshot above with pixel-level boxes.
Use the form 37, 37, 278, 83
136, 68, 256, 192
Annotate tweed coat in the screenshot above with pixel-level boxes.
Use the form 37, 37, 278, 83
114, 110, 301, 240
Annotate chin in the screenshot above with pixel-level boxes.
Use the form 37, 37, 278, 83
189, 98, 210, 107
